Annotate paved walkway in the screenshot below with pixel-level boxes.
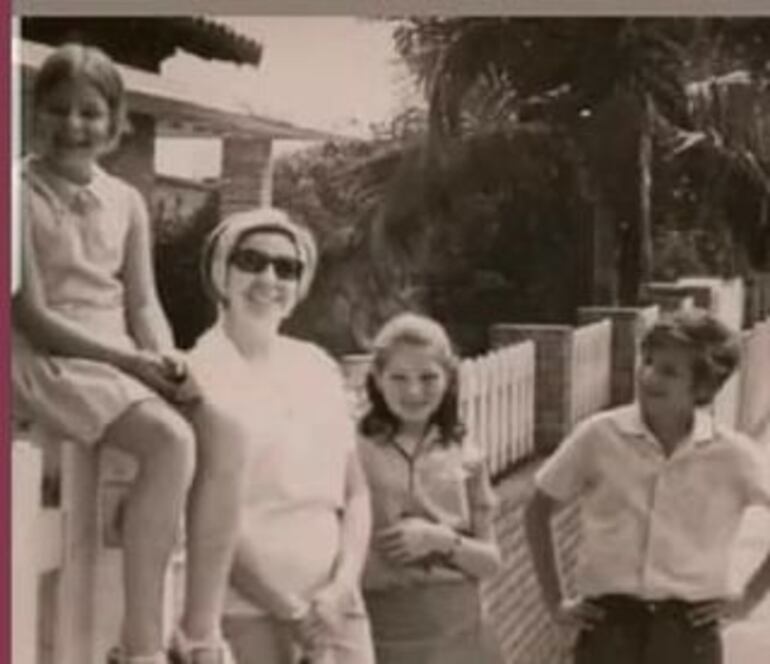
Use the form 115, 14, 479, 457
723, 425, 770, 664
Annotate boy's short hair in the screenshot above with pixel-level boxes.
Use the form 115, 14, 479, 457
641, 308, 742, 406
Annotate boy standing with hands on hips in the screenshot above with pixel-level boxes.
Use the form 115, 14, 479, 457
525, 308, 770, 664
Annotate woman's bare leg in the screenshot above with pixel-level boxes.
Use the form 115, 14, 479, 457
223, 615, 296, 664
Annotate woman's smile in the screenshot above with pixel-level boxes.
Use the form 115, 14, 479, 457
242, 287, 290, 316
245, 286, 282, 305
226, 233, 301, 322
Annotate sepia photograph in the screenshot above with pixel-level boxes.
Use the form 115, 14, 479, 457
9, 7, 770, 664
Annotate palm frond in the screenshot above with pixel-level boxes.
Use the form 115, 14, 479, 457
398, 17, 694, 139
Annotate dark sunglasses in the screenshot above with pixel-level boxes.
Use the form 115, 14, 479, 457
228, 247, 304, 281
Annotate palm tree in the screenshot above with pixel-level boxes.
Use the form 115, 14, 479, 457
388, 17, 697, 304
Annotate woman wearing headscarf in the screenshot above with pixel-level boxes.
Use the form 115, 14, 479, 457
186, 207, 375, 664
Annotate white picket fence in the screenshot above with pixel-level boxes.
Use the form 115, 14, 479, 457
11, 433, 180, 664
569, 319, 612, 427
13, 437, 99, 664
459, 341, 536, 477
735, 317, 770, 435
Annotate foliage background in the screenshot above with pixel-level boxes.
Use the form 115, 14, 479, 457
153, 17, 770, 356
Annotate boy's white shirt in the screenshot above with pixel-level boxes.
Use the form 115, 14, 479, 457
535, 402, 770, 601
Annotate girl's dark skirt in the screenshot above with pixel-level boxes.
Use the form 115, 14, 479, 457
364, 580, 503, 664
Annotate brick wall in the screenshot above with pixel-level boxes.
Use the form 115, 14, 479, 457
490, 325, 575, 455
220, 135, 273, 217
482, 466, 579, 664
578, 306, 658, 406
102, 112, 157, 204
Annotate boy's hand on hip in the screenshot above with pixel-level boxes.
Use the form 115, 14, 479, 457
688, 593, 755, 627
553, 597, 605, 631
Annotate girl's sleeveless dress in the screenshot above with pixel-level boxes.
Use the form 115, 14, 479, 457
359, 432, 504, 664
12, 157, 157, 445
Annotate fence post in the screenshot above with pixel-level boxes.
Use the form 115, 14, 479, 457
577, 305, 659, 407
490, 325, 574, 455
13, 441, 44, 664
55, 443, 99, 664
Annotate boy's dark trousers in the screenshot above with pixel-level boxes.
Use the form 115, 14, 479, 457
574, 595, 722, 664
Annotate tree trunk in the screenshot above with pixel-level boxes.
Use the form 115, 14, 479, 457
622, 93, 654, 303
577, 88, 654, 305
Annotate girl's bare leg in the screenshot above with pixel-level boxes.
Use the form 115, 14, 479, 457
104, 399, 196, 657
179, 412, 251, 643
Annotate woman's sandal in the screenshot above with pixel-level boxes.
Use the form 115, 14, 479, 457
167, 630, 235, 664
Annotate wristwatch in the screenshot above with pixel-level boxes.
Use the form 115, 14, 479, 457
444, 532, 463, 564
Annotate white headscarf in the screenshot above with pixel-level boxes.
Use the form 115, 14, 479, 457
201, 207, 318, 306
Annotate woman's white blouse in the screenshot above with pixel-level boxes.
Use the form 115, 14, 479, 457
188, 324, 356, 615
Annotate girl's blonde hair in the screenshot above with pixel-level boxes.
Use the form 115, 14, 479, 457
33, 42, 129, 150
360, 312, 464, 445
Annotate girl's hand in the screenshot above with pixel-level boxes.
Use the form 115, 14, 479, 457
121, 351, 184, 402
160, 352, 201, 406
160, 351, 188, 384
375, 517, 453, 564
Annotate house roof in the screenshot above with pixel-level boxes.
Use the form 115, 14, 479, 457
21, 16, 263, 70
19, 39, 342, 142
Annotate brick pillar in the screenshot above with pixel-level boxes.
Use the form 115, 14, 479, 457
677, 277, 720, 310
490, 325, 574, 455
102, 111, 156, 204
578, 305, 659, 407
340, 354, 372, 388
220, 135, 273, 217
340, 354, 373, 418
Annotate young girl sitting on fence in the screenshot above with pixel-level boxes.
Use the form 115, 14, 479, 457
12, 43, 243, 664
356, 312, 503, 664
